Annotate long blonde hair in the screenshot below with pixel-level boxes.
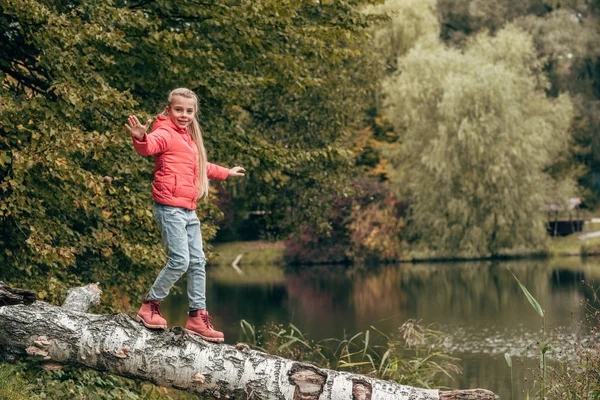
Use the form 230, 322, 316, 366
161, 88, 209, 198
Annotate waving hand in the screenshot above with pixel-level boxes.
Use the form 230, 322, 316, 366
125, 115, 151, 140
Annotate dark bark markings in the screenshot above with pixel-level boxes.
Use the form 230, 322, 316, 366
323, 368, 335, 399
274, 358, 283, 397
289, 363, 327, 400
440, 389, 499, 400
351, 380, 372, 400
0, 281, 36, 306
242, 350, 274, 398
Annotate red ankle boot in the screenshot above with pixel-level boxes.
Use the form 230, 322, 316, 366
136, 298, 167, 329
185, 309, 224, 343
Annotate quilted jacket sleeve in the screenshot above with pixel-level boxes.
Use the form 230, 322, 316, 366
207, 162, 229, 181
132, 128, 172, 156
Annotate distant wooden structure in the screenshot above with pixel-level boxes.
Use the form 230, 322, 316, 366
546, 197, 585, 237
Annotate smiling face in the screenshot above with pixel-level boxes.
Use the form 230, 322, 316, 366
166, 95, 196, 129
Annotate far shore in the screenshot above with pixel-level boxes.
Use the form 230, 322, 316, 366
210, 230, 600, 268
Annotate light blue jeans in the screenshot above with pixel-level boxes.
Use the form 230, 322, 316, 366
146, 202, 207, 310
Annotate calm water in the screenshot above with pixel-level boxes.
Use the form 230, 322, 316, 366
161, 258, 599, 399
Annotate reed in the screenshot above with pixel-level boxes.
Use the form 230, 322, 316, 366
239, 318, 461, 388
509, 270, 600, 399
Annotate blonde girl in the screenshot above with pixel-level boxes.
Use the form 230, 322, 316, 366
126, 88, 244, 342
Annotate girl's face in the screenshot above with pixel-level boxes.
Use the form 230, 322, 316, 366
166, 96, 196, 129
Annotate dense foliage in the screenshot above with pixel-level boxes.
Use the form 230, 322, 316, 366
0, 0, 380, 304
284, 177, 407, 264
0, 361, 196, 400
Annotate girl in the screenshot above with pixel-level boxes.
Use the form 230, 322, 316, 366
125, 88, 244, 343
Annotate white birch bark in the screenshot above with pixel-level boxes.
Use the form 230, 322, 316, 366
0, 283, 498, 400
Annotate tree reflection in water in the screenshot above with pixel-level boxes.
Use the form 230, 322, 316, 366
162, 258, 598, 398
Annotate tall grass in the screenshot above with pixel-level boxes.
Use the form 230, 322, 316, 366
509, 269, 551, 398
509, 270, 600, 399
545, 281, 600, 399
240, 318, 461, 388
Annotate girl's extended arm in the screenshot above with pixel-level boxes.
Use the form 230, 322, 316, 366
125, 115, 170, 156
207, 163, 245, 180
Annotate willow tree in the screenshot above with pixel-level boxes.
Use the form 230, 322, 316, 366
384, 25, 574, 257
437, 0, 600, 203
367, 0, 440, 73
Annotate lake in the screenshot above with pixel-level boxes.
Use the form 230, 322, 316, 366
161, 257, 599, 399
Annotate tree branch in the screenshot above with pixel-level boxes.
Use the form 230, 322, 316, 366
0, 281, 36, 306
61, 283, 102, 312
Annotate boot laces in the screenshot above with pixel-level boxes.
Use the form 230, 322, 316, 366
201, 312, 214, 329
150, 302, 162, 318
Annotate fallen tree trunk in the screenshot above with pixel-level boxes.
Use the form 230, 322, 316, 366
0, 282, 498, 400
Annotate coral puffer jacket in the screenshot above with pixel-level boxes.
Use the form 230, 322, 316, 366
132, 115, 229, 210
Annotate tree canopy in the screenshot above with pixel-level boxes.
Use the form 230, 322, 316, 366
0, 0, 380, 305
437, 0, 600, 202
383, 25, 574, 257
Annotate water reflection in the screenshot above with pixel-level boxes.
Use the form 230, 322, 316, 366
162, 258, 599, 399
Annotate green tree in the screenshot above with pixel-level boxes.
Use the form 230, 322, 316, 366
437, 0, 592, 44
437, 0, 600, 203
383, 25, 574, 257
366, 0, 440, 72
515, 7, 600, 203
0, 0, 380, 306
0, 0, 382, 396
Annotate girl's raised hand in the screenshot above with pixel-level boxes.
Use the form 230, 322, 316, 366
125, 115, 151, 140
228, 166, 246, 177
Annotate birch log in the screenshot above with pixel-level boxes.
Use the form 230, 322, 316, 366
0, 282, 498, 400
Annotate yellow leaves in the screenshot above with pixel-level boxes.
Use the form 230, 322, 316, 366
25, 225, 78, 265
57, 246, 76, 259
73, 199, 89, 210
349, 202, 406, 261
0, 152, 12, 168
86, 178, 107, 195
367, 159, 390, 181
352, 126, 374, 150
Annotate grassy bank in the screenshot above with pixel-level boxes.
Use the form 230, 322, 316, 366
550, 220, 600, 257
0, 364, 30, 400
550, 234, 600, 256
208, 241, 286, 285
209, 241, 285, 267
210, 226, 600, 271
